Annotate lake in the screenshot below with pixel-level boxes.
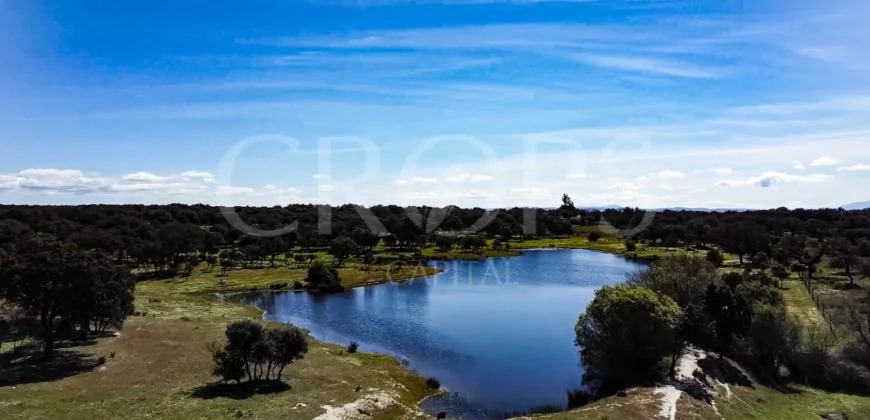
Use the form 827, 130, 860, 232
230, 249, 646, 419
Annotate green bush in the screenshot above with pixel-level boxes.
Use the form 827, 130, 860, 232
425, 377, 440, 389
624, 239, 637, 252
706, 249, 724, 266
347, 341, 359, 353
575, 285, 680, 392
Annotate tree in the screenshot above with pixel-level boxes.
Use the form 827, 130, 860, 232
627, 255, 720, 308
220, 258, 234, 276
704, 284, 753, 358
205, 255, 218, 272
435, 235, 457, 252
706, 249, 724, 266
750, 252, 770, 273
329, 237, 357, 267
561, 194, 575, 210
671, 303, 714, 377
748, 304, 800, 381
305, 260, 344, 293
0, 237, 135, 358
771, 263, 790, 289
575, 285, 680, 392
211, 320, 308, 383
830, 237, 861, 285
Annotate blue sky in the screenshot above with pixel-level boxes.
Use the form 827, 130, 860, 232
1, 0, 869, 208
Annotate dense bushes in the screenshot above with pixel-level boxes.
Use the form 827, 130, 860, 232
575, 285, 680, 392
627, 255, 719, 308
210, 320, 308, 383
593, 255, 870, 398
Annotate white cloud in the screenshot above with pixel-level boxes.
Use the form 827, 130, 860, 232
410, 177, 438, 183
122, 172, 168, 183
717, 171, 832, 188
18, 169, 85, 178
650, 170, 686, 179
394, 176, 438, 184
9, 168, 107, 194
0, 168, 302, 201
837, 163, 870, 171
445, 173, 493, 182
809, 156, 840, 167
692, 167, 732, 175
180, 170, 214, 179
793, 161, 806, 170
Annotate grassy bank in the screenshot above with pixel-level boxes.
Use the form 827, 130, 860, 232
0, 263, 442, 420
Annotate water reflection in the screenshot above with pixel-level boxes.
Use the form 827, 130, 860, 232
230, 249, 645, 418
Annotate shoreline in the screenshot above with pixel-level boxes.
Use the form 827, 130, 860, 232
222, 247, 632, 419
198, 246, 643, 419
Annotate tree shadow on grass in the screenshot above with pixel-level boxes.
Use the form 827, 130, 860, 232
190, 380, 291, 400
697, 357, 754, 388
833, 282, 863, 291
0, 349, 103, 387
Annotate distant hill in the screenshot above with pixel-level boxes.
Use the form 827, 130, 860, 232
843, 201, 870, 210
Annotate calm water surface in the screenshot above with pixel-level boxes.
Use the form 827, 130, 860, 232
230, 249, 645, 419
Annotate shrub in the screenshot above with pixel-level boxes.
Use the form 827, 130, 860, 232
425, 377, 440, 389
292, 281, 304, 290
347, 341, 359, 353
575, 285, 680, 392
588, 232, 602, 242
624, 240, 637, 252
706, 249, 724, 266
566, 388, 596, 409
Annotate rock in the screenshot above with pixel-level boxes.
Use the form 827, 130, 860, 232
436, 412, 447, 419
616, 390, 627, 397
820, 413, 848, 420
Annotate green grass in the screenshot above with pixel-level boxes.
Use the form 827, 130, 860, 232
526, 375, 870, 420
505, 236, 712, 261
781, 278, 828, 333
5, 237, 869, 420
152, 262, 441, 294
422, 247, 520, 260
0, 267, 439, 420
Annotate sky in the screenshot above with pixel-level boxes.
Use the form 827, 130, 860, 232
1, 0, 869, 209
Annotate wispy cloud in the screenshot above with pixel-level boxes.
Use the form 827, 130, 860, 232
837, 163, 870, 171
718, 171, 831, 188
809, 156, 840, 167
565, 53, 724, 78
